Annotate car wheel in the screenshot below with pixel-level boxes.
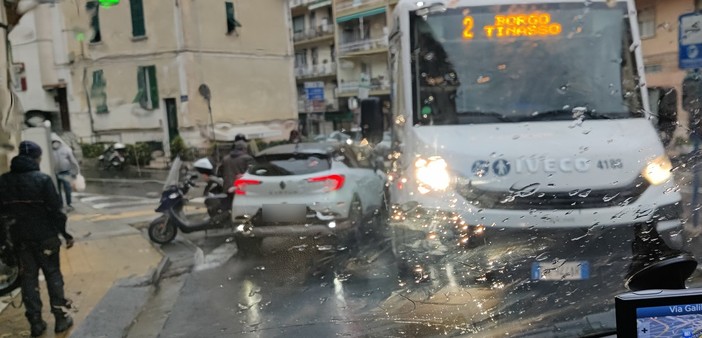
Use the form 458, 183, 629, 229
367, 191, 389, 239
148, 216, 178, 244
340, 196, 363, 251
235, 236, 263, 257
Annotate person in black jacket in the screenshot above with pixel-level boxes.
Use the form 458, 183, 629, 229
0, 141, 74, 337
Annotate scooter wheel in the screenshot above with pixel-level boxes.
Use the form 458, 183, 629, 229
148, 216, 177, 244
0, 262, 20, 297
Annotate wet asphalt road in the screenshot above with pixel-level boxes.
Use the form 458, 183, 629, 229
87, 166, 702, 337
158, 237, 403, 338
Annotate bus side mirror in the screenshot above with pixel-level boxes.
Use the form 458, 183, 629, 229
361, 98, 384, 145
650, 87, 677, 146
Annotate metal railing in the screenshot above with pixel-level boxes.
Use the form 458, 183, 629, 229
338, 36, 388, 54
295, 62, 337, 78
338, 78, 390, 94
335, 0, 386, 12
294, 24, 334, 42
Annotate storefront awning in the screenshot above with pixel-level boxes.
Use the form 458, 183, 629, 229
336, 7, 386, 23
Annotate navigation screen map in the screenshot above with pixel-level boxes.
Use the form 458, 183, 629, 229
637, 303, 702, 337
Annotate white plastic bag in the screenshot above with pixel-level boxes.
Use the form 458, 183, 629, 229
73, 174, 86, 192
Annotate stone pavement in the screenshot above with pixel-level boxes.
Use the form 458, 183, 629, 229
0, 199, 163, 337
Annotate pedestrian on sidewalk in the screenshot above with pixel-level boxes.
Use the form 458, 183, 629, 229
52, 137, 80, 212
0, 141, 75, 337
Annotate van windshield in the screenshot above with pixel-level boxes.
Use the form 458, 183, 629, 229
410, 2, 643, 125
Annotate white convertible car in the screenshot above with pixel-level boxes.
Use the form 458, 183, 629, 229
232, 142, 386, 246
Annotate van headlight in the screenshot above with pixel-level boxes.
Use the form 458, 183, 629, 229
415, 157, 450, 193
642, 155, 673, 185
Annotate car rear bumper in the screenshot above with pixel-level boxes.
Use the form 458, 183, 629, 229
233, 208, 354, 238
234, 219, 353, 238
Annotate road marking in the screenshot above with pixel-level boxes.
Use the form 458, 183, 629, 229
92, 199, 159, 210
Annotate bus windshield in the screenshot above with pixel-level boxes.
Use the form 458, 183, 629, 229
410, 2, 643, 126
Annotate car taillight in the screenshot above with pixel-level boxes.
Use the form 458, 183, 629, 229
308, 174, 345, 191
234, 179, 261, 195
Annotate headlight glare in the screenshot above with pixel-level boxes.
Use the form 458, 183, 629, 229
642, 155, 673, 185
415, 157, 450, 192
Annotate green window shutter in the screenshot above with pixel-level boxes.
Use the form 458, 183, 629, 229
91, 70, 108, 114
134, 66, 158, 109
86, 1, 101, 43
147, 66, 159, 109
130, 0, 146, 37
226, 2, 241, 34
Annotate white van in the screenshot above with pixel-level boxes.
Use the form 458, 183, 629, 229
386, 0, 684, 282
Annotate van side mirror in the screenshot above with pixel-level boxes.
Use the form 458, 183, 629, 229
361, 98, 384, 145
649, 87, 677, 146
683, 72, 702, 136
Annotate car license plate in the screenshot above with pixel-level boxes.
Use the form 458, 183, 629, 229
531, 260, 589, 281
262, 204, 307, 223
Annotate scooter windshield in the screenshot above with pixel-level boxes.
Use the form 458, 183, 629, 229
163, 157, 183, 191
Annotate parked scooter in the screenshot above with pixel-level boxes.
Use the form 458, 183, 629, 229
148, 158, 232, 244
0, 217, 20, 296
97, 143, 128, 171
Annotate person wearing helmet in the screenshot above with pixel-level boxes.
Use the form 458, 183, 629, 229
234, 134, 248, 143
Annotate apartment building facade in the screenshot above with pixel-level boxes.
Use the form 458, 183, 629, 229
11, 0, 298, 151
290, 0, 397, 137
635, 0, 702, 139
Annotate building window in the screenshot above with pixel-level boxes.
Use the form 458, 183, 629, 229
311, 47, 319, 65
330, 44, 335, 62
638, 7, 655, 39
129, 0, 146, 38
86, 1, 101, 43
91, 70, 108, 114
645, 64, 662, 73
293, 15, 305, 34
226, 2, 242, 34
295, 50, 307, 68
134, 66, 159, 110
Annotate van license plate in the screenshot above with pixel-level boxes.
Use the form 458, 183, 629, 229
531, 260, 589, 281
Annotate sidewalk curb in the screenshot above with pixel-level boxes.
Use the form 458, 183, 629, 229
70, 244, 169, 338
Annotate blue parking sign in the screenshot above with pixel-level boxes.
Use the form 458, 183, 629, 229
680, 12, 702, 69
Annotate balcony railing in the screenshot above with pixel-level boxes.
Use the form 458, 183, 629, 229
337, 78, 390, 94
336, 0, 386, 12
338, 36, 388, 54
295, 62, 337, 78
293, 24, 335, 42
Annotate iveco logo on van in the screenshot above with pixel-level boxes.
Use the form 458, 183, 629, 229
514, 157, 590, 174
